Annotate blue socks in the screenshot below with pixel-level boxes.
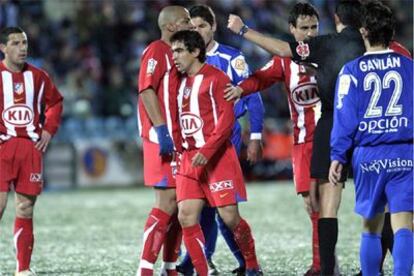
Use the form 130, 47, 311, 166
360, 232, 382, 276
200, 206, 218, 260
393, 228, 413, 275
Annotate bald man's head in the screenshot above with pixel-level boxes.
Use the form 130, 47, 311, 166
158, 6, 192, 34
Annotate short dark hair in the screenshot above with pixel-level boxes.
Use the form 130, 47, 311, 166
0, 27, 25, 44
335, 0, 362, 29
170, 30, 206, 63
189, 5, 215, 27
288, 2, 319, 27
362, 1, 395, 47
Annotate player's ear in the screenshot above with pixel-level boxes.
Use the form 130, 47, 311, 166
212, 21, 217, 32
166, 22, 176, 33
359, 27, 367, 38
191, 48, 200, 59
0, 43, 6, 54
289, 23, 295, 35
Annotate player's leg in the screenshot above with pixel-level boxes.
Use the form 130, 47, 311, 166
379, 210, 392, 274
177, 206, 218, 275
178, 199, 208, 276
161, 212, 181, 276
0, 192, 8, 220
217, 214, 245, 274
301, 192, 320, 276
359, 213, 384, 276
318, 180, 343, 275
138, 187, 177, 276
14, 192, 37, 273
216, 205, 261, 275
390, 212, 413, 275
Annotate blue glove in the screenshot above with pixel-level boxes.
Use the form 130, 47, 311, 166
155, 124, 174, 156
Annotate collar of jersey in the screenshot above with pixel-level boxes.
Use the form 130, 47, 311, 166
206, 41, 219, 56
364, 48, 393, 55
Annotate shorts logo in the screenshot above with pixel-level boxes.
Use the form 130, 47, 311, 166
14, 83, 24, 95
2, 105, 34, 126
360, 158, 413, 174
296, 41, 310, 60
180, 112, 204, 136
291, 82, 320, 107
209, 180, 233, 193
146, 58, 157, 74
30, 173, 42, 182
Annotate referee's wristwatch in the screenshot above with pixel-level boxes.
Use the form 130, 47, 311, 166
238, 25, 249, 36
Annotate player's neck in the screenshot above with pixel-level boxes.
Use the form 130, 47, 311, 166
365, 43, 387, 53
187, 62, 204, 77
206, 40, 216, 53
2, 60, 23, 72
161, 34, 172, 46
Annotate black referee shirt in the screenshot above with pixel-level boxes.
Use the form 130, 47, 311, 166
289, 27, 365, 114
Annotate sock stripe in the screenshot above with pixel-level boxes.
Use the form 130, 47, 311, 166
14, 227, 24, 272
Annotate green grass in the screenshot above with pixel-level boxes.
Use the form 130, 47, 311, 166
0, 182, 393, 275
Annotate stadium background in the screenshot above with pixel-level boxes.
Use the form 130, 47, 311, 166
0, 0, 413, 275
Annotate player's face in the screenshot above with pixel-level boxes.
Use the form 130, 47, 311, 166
191, 17, 215, 47
172, 41, 197, 73
0, 32, 28, 66
174, 10, 194, 32
290, 15, 319, 41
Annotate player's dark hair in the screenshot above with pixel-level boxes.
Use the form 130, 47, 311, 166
288, 2, 319, 27
0, 27, 25, 44
335, 0, 362, 29
189, 5, 215, 27
361, 1, 395, 47
171, 30, 206, 63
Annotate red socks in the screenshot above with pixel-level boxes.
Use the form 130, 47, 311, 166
138, 208, 171, 275
311, 212, 320, 271
14, 217, 34, 272
182, 224, 208, 276
233, 218, 260, 270
162, 214, 182, 276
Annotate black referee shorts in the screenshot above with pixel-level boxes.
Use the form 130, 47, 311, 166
310, 114, 349, 182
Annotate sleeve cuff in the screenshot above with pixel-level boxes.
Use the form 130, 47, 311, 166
250, 133, 262, 140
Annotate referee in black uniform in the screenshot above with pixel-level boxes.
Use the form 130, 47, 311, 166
225, 1, 365, 275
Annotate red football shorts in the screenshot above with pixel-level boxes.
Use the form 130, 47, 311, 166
176, 144, 247, 207
291, 141, 315, 194
0, 137, 43, 195
142, 138, 176, 188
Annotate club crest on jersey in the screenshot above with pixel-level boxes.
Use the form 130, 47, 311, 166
14, 83, 24, 95
296, 41, 310, 60
2, 104, 34, 126
183, 87, 192, 99
291, 82, 320, 107
180, 112, 203, 136
146, 58, 157, 74
209, 180, 233, 193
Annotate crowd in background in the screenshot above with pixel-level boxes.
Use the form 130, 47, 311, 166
0, 0, 412, 164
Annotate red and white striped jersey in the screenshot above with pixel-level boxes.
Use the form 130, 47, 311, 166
177, 64, 234, 160
240, 56, 321, 145
137, 39, 180, 144
0, 62, 63, 142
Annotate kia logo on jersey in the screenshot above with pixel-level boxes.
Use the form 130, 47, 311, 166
2, 105, 34, 126
180, 112, 203, 136
291, 82, 320, 107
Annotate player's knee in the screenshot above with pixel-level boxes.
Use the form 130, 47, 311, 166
178, 207, 198, 228
155, 189, 177, 215
217, 208, 240, 230
16, 201, 34, 218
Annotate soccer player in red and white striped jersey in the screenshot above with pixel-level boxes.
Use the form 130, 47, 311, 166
0, 27, 63, 276
136, 6, 193, 276
225, 3, 322, 275
171, 30, 262, 276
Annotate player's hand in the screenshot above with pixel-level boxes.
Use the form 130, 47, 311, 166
227, 14, 244, 34
298, 63, 317, 77
155, 124, 174, 156
35, 130, 52, 153
329, 160, 343, 185
246, 139, 263, 164
191, 152, 208, 167
224, 84, 243, 101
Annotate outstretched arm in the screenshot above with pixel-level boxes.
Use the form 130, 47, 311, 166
227, 14, 292, 57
